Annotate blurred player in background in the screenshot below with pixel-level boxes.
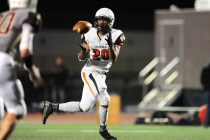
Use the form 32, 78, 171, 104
0, 0, 42, 139
51, 56, 70, 103
42, 7, 125, 140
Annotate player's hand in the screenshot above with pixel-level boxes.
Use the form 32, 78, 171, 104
79, 42, 90, 53
28, 65, 43, 88
79, 43, 86, 52
105, 29, 113, 47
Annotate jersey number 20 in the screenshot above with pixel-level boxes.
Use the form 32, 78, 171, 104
92, 48, 109, 60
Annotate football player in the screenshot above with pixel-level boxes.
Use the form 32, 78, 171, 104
0, 0, 42, 139
0, 98, 5, 120
42, 7, 125, 140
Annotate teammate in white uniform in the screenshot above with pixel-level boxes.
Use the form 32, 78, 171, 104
0, 0, 42, 139
42, 7, 125, 140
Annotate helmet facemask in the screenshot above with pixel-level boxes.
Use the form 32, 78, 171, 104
94, 17, 112, 33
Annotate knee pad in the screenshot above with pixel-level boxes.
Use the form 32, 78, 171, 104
99, 93, 111, 106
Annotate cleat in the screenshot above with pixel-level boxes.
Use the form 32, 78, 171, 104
42, 101, 53, 124
99, 129, 117, 140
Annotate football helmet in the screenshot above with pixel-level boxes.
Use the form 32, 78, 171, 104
8, 0, 38, 12
95, 8, 115, 32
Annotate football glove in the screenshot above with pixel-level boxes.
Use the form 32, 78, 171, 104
27, 65, 43, 88
79, 43, 86, 52
105, 30, 113, 47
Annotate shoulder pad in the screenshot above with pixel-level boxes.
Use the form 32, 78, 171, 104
23, 12, 42, 33
114, 33, 125, 46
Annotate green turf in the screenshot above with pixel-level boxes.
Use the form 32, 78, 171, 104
10, 123, 210, 140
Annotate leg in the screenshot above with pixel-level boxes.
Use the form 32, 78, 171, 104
42, 101, 58, 124
0, 80, 27, 140
42, 84, 96, 124
97, 91, 117, 140
0, 113, 16, 140
98, 92, 110, 127
58, 69, 98, 113
0, 55, 26, 139
86, 70, 117, 140
0, 98, 5, 120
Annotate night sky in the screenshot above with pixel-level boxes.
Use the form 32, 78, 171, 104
1, 0, 195, 30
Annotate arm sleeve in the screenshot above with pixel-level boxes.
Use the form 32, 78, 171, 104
19, 23, 34, 54
23, 12, 42, 33
114, 33, 125, 47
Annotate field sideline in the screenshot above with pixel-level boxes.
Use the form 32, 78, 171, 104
7, 113, 210, 140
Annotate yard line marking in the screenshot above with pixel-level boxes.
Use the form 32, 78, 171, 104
38, 129, 164, 133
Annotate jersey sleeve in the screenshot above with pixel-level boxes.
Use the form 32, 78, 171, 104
114, 33, 125, 47
23, 12, 42, 33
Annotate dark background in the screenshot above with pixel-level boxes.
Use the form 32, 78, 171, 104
0, 0, 200, 111
1, 0, 195, 30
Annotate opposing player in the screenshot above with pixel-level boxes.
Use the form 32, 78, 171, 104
0, 0, 42, 139
42, 7, 125, 140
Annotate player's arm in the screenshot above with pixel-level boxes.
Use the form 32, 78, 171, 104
20, 12, 42, 69
19, 23, 34, 70
107, 33, 125, 62
20, 12, 42, 87
78, 34, 90, 61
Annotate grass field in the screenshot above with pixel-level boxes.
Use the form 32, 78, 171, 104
9, 123, 210, 140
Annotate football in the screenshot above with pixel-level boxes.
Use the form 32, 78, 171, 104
72, 21, 92, 34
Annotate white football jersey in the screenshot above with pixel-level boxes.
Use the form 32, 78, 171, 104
0, 8, 41, 57
83, 27, 123, 73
